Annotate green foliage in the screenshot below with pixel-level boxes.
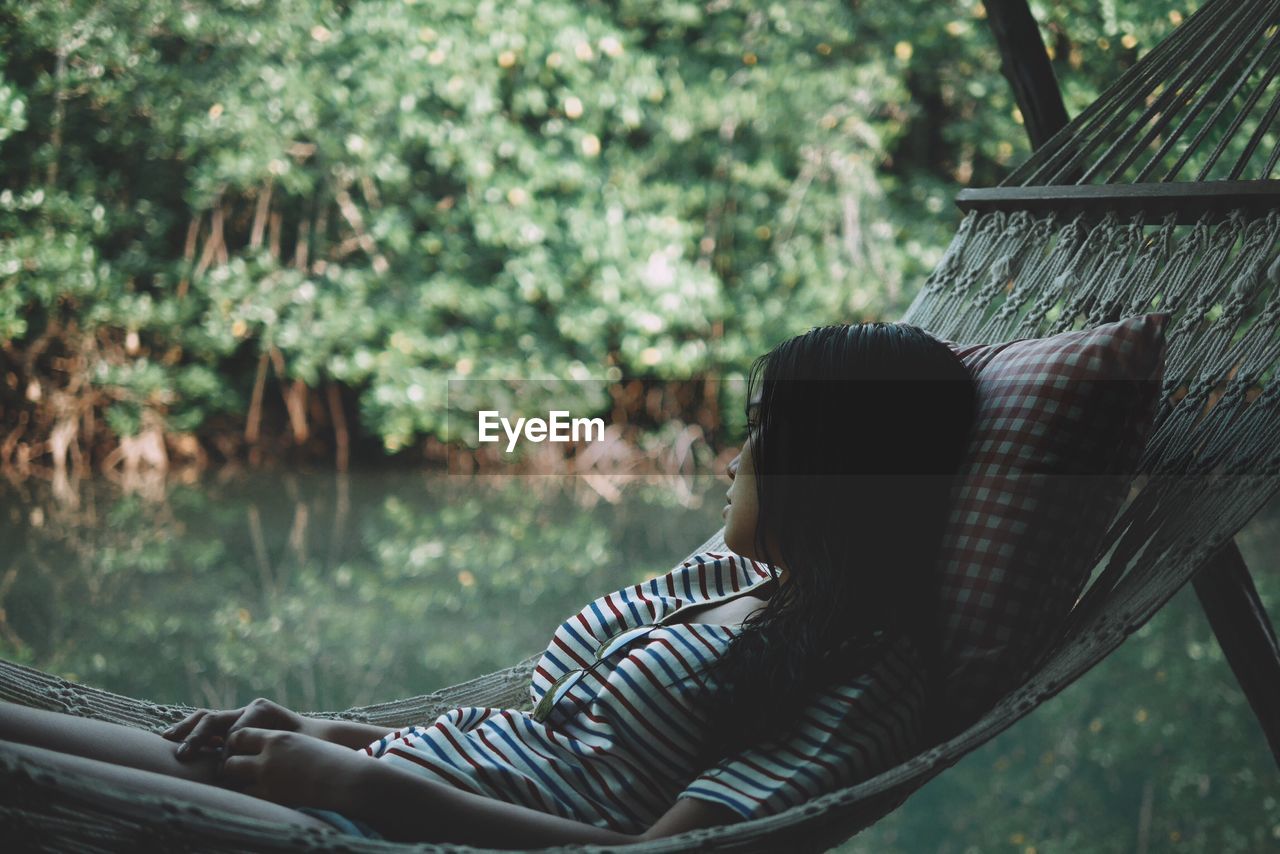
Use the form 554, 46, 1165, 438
4, 5, 1268, 848
0, 1, 1206, 460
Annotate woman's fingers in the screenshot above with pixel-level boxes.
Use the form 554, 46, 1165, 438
161, 709, 207, 742
170, 700, 300, 761
218, 729, 316, 806
177, 709, 239, 758
224, 726, 269, 756
225, 702, 279, 742
218, 753, 258, 787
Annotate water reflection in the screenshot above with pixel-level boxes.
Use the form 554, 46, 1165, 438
0, 471, 724, 712
1, 475, 1276, 851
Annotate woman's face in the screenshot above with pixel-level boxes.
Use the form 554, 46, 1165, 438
723, 399, 762, 560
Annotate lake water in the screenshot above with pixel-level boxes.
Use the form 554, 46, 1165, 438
1, 472, 1276, 852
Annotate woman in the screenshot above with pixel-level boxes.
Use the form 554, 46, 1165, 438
0, 322, 975, 845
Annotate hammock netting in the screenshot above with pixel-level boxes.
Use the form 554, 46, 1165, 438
4, 0, 1279, 849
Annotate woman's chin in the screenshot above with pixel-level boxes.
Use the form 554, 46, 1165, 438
724, 528, 773, 567
723, 524, 750, 559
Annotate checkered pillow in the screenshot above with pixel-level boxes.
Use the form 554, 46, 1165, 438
936, 312, 1169, 726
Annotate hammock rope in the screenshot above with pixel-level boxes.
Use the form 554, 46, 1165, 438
4, 0, 1280, 849
1001, 0, 1280, 186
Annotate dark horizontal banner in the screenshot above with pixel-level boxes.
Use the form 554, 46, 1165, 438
439, 377, 1214, 478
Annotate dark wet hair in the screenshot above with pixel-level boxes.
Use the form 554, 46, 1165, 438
696, 321, 976, 762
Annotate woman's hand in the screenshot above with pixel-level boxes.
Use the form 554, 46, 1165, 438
162, 698, 320, 760
218, 727, 375, 810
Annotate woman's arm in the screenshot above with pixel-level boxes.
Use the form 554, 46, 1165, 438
167, 699, 405, 755
219, 726, 742, 846
640, 797, 742, 841
309, 718, 402, 750
343, 757, 742, 845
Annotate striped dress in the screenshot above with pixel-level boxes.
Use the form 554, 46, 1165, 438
361, 551, 926, 834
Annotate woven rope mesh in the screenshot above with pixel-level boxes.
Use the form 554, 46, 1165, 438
4, 0, 1280, 847
1003, 0, 1280, 185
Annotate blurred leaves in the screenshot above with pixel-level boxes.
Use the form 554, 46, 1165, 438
1, 1, 1196, 459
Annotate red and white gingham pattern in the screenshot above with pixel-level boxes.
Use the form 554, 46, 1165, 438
936, 313, 1169, 725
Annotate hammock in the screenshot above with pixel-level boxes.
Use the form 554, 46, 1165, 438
4, 0, 1279, 849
